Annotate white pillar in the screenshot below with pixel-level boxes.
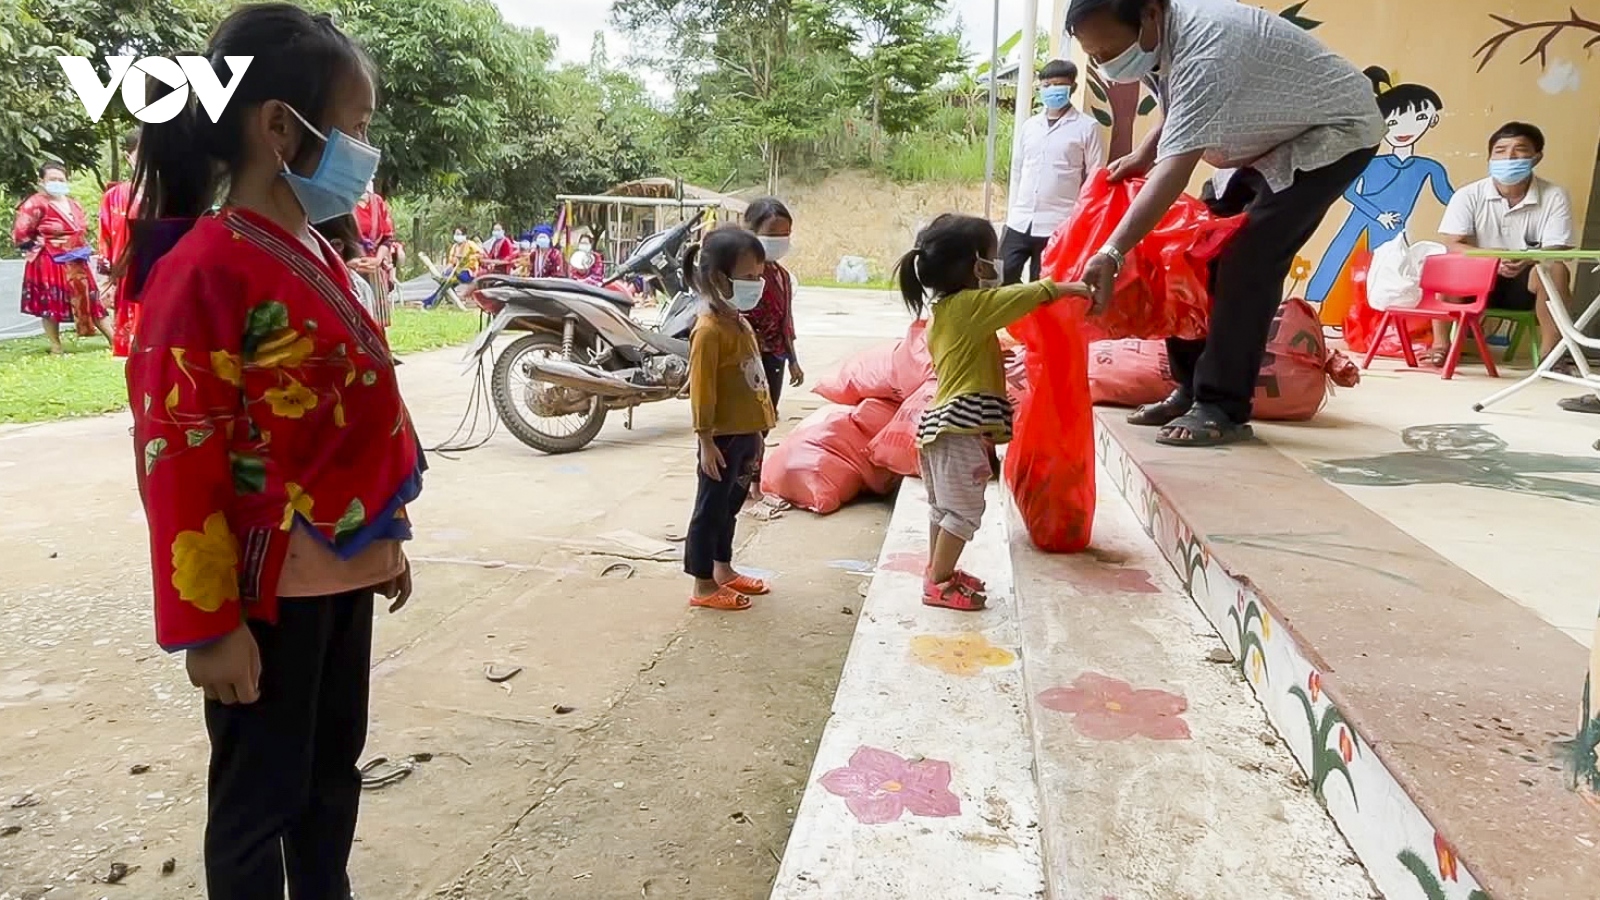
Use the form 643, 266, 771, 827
1013, 0, 1040, 162
983, 0, 1002, 221
1049, 0, 1069, 58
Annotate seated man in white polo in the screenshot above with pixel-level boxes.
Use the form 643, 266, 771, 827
1002, 59, 1106, 284
1433, 121, 1575, 374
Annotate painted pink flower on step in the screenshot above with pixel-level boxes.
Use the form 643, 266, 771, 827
879, 552, 928, 577
1038, 673, 1192, 741
818, 746, 961, 825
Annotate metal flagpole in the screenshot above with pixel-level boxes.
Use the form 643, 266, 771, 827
982, 0, 1001, 220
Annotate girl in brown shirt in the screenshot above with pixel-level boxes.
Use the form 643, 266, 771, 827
683, 227, 777, 611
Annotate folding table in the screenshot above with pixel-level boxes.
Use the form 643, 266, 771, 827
1467, 249, 1600, 412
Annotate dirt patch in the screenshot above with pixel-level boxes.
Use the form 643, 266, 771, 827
438, 500, 889, 900
773, 172, 1002, 283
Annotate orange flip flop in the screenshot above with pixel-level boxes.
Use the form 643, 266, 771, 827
691, 586, 753, 611
719, 574, 771, 596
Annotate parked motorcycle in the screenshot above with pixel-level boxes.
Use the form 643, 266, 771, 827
462, 216, 705, 454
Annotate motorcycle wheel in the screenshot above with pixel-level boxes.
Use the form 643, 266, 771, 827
491, 332, 608, 455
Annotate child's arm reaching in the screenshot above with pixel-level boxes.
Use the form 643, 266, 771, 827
969, 280, 1092, 333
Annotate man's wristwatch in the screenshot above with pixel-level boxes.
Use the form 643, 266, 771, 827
1096, 244, 1126, 272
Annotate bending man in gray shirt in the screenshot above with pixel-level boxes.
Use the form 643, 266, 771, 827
1069, 0, 1383, 446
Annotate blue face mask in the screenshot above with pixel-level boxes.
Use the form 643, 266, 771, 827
535, 235, 552, 249
1040, 85, 1074, 111
1489, 158, 1537, 186
43, 181, 71, 197
280, 105, 381, 225
1099, 23, 1159, 84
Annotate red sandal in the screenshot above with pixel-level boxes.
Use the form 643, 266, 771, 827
925, 569, 987, 593
923, 579, 987, 612
690, 587, 753, 611
719, 574, 771, 596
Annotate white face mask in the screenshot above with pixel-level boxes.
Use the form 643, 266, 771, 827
1099, 22, 1160, 84
758, 236, 791, 261
492, 228, 505, 240
976, 257, 1002, 290
730, 277, 767, 312
453, 233, 466, 244
578, 240, 593, 252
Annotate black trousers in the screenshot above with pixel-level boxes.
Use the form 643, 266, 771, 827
205, 590, 374, 900
761, 352, 786, 410
1166, 146, 1376, 423
685, 434, 762, 579
1001, 227, 1051, 285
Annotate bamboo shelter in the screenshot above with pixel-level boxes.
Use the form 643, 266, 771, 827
557, 179, 750, 271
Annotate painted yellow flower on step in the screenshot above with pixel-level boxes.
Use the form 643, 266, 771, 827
264, 379, 318, 419
910, 633, 1016, 677
171, 512, 240, 612
1290, 256, 1312, 283
210, 350, 243, 387
281, 483, 314, 530
253, 328, 315, 369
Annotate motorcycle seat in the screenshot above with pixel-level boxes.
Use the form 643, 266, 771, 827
479, 276, 634, 310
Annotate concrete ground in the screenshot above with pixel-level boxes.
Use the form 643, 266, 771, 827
1257, 357, 1600, 647
0, 288, 905, 900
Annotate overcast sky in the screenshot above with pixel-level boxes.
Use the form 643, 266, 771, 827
491, 0, 1052, 71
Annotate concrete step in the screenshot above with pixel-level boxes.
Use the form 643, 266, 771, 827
769, 480, 1046, 898
1009, 467, 1372, 899
770, 467, 1377, 899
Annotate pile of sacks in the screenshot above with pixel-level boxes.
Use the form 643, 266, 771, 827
760, 319, 1032, 515
760, 321, 935, 514
1086, 298, 1360, 421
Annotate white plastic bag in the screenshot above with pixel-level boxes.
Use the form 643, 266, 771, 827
1366, 233, 1446, 311
835, 256, 870, 284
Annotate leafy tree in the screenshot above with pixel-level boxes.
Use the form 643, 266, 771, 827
0, 0, 221, 192
469, 60, 668, 227
803, 0, 964, 137
0, 1, 93, 194
615, 0, 851, 191
330, 0, 554, 195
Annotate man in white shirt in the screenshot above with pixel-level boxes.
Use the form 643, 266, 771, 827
1434, 122, 1576, 378
1003, 59, 1106, 284
1069, 0, 1382, 447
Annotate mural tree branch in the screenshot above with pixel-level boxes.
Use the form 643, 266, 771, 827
1473, 9, 1600, 72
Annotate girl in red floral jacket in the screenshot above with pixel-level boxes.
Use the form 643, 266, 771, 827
124, 6, 421, 897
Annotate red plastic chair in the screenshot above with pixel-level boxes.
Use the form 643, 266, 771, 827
1361, 253, 1500, 380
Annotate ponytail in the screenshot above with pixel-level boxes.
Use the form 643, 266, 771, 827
895, 248, 927, 318
681, 242, 702, 295
1363, 65, 1391, 95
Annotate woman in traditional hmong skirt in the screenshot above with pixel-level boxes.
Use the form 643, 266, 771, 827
100, 132, 142, 356
12, 162, 113, 354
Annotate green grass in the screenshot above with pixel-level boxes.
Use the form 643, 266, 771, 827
0, 307, 483, 425
799, 278, 899, 292
387, 307, 482, 354
0, 337, 127, 424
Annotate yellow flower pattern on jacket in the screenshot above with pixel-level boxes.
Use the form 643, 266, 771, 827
170, 512, 241, 612
129, 210, 422, 653
253, 328, 315, 369
281, 483, 315, 530
210, 350, 243, 387
265, 379, 319, 419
